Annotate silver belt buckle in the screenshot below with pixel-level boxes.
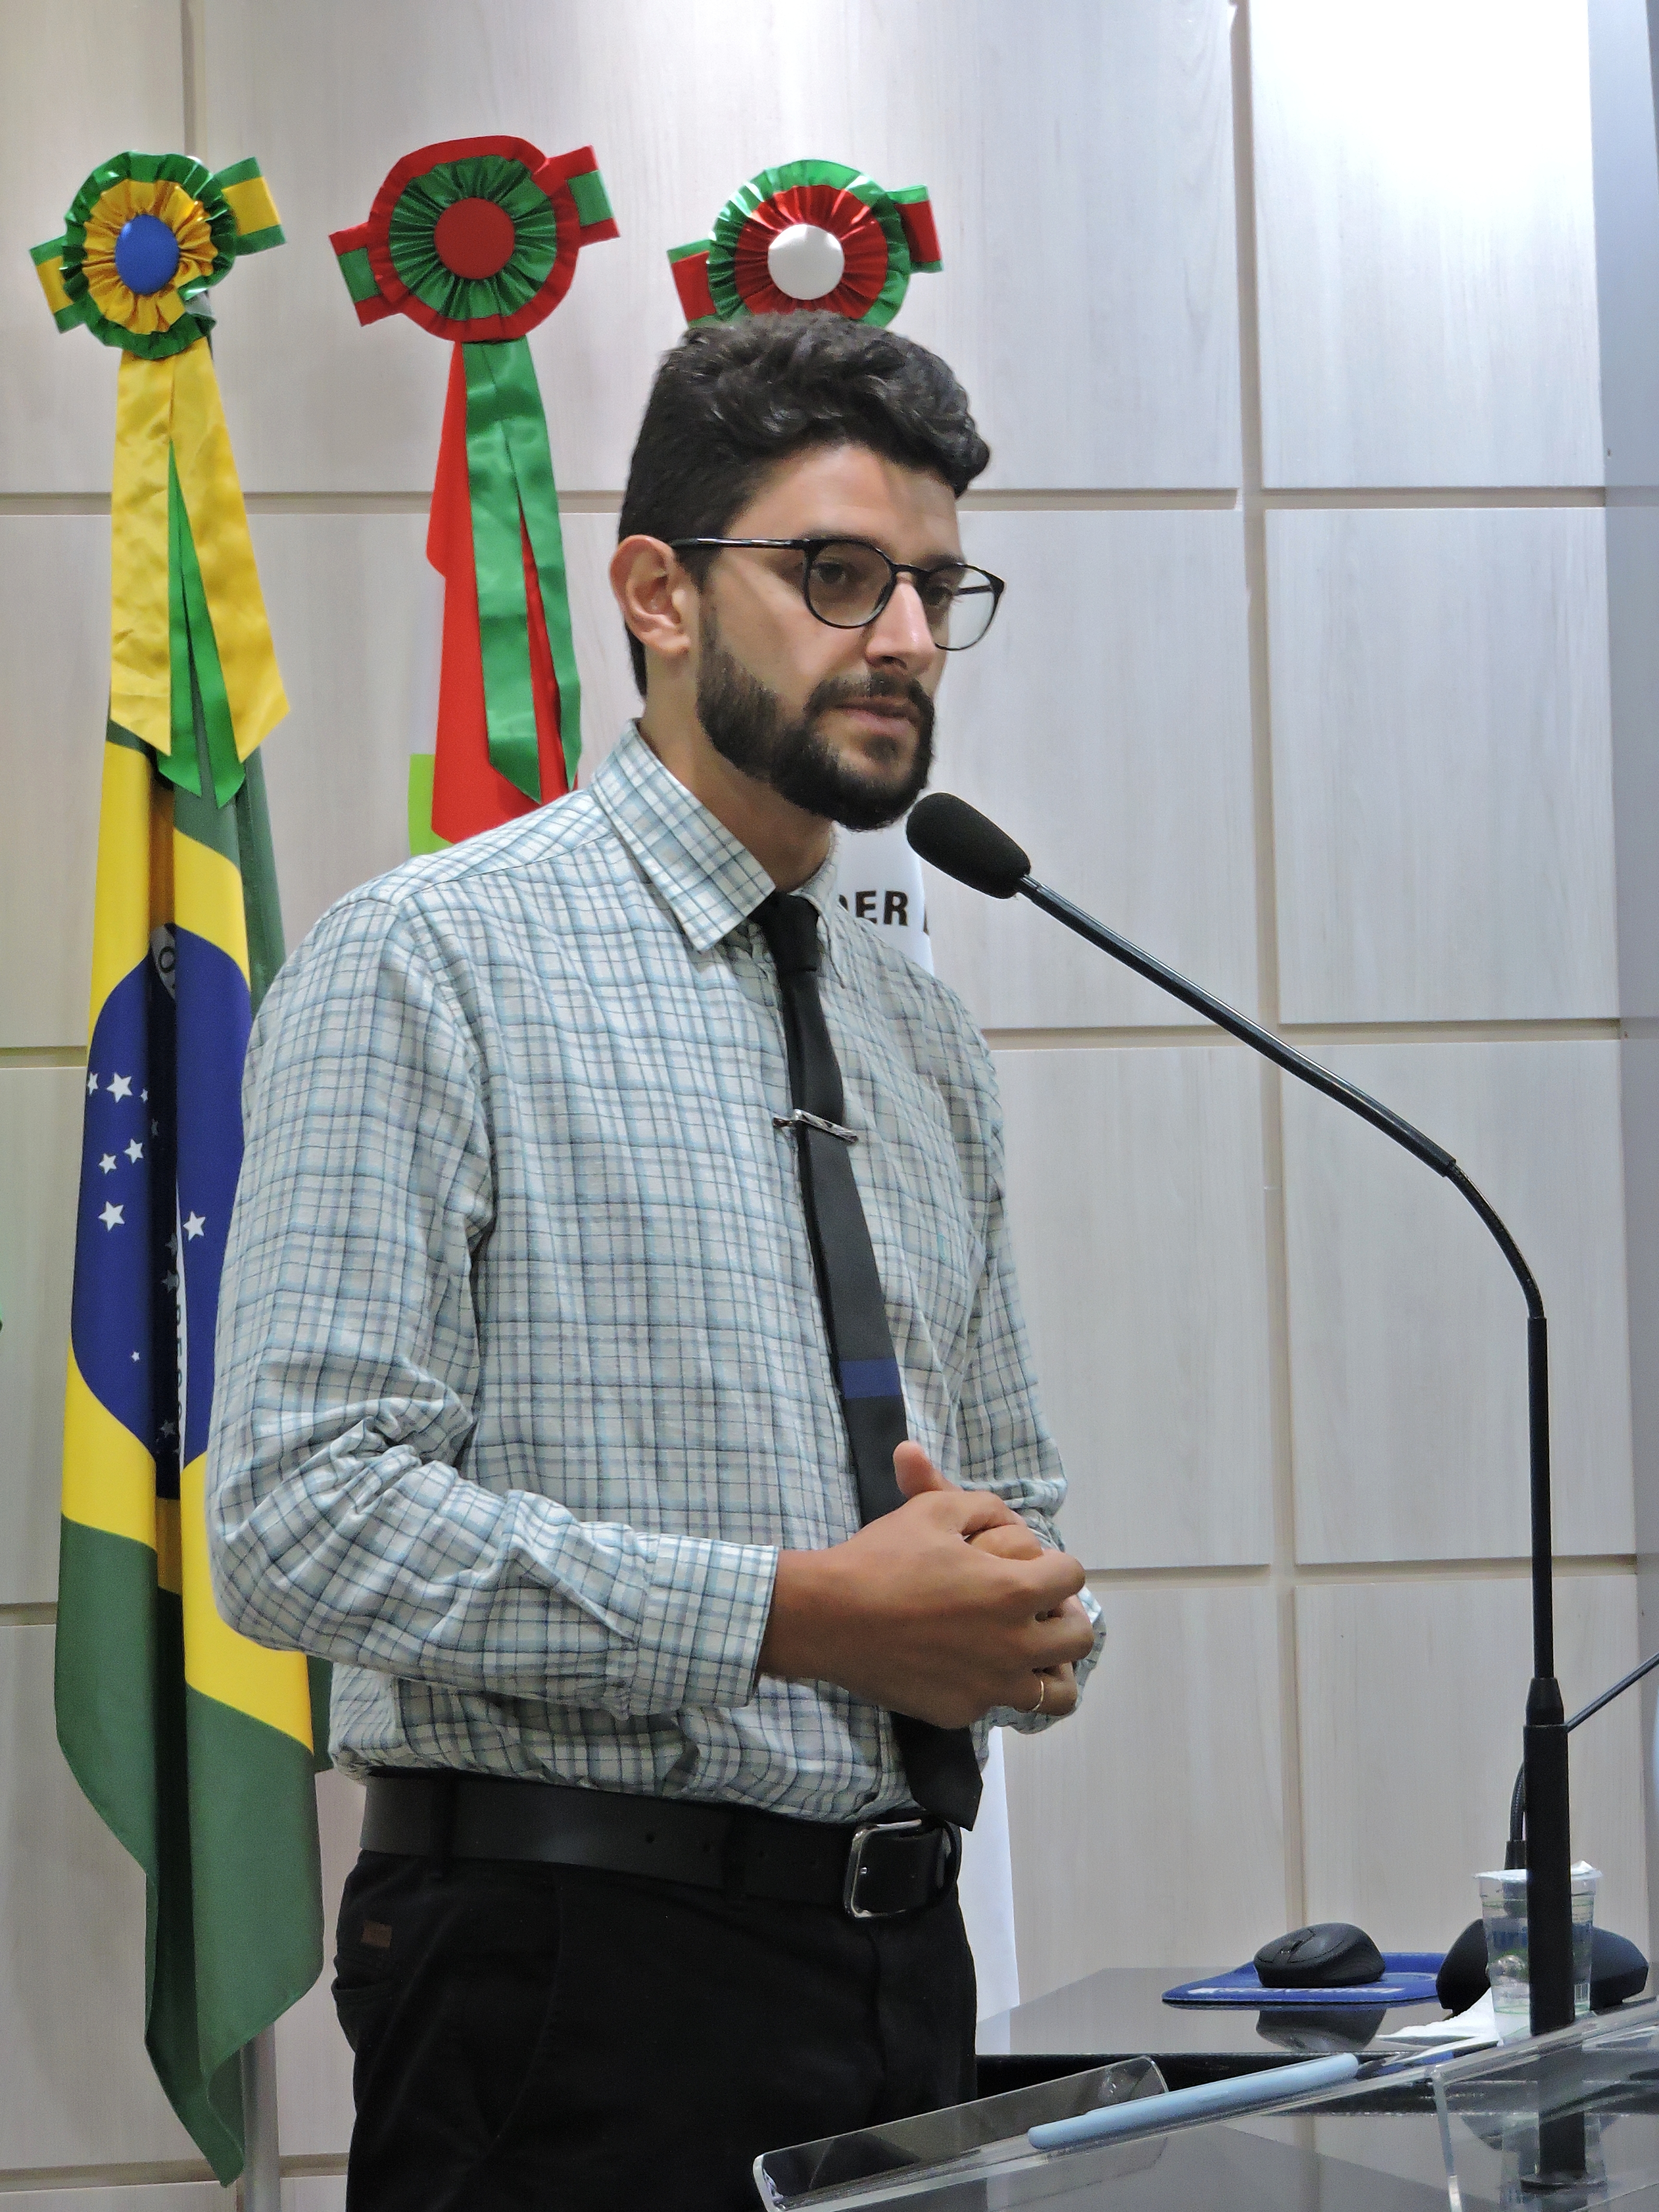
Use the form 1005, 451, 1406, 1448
842, 1816, 929, 1919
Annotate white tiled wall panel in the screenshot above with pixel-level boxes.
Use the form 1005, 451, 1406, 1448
1283, 1040, 1633, 1564
0, 0, 185, 494
926, 510, 1257, 1031
0, 517, 113, 1050
1004, 1583, 1286, 1999
1268, 508, 1617, 1027
1297, 1575, 1648, 1956
997, 1046, 1274, 1571
0, 1627, 203, 2169
0, 1070, 84, 1607
1251, 0, 1602, 487
283, 2182, 347, 2211
203, 0, 1242, 494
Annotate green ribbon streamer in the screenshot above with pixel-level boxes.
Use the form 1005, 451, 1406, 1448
462, 338, 582, 798
162, 450, 245, 807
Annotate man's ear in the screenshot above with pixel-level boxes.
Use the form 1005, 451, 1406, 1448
611, 536, 697, 675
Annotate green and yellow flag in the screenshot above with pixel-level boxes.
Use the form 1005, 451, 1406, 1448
36, 152, 326, 2184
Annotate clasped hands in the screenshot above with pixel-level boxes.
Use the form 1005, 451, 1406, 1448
759, 1441, 1094, 1729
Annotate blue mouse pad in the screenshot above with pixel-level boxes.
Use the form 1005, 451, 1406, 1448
1163, 1953, 1445, 2008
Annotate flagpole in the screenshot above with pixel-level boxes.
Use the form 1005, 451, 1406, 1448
239, 2027, 282, 2211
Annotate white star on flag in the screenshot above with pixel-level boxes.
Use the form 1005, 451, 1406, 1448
183, 1213, 206, 1240
131, 1350, 141, 1363
86, 1071, 99, 1095
99, 1154, 117, 1175
125, 1139, 144, 1163
99, 1202, 124, 1230
108, 1074, 133, 1101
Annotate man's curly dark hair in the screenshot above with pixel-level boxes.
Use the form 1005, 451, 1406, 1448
618, 313, 991, 690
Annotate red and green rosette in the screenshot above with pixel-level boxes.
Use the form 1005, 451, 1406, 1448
330, 137, 618, 846
669, 160, 941, 328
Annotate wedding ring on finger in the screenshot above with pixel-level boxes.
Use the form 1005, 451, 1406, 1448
1026, 1674, 1047, 1715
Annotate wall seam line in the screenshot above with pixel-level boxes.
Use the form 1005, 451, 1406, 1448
1230, 0, 1308, 1935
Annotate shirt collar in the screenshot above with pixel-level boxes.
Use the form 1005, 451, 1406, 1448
591, 723, 843, 968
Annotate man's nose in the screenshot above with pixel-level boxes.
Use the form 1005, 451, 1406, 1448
864, 577, 937, 668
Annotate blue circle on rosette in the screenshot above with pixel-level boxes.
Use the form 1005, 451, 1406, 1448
114, 211, 182, 295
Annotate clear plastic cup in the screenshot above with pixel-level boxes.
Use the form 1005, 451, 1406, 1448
1476, 1862, 1600, 2041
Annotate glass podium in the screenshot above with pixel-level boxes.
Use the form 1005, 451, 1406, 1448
755, 1998, 1659, 2212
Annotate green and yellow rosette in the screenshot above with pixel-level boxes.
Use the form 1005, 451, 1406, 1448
669, 160, 941, 327
331, 136, 618, 846
31, 152, 287, 801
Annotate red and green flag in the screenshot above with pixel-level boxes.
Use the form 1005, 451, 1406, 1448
34, 151, 326, 2185
330, 135, 618, 847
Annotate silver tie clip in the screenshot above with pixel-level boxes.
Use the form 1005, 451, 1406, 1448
773, 1108, 859, 1144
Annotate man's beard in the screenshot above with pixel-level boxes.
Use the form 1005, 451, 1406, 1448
695, 613, 935, 831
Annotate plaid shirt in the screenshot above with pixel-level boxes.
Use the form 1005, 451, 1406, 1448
207, 724, 1099, 1821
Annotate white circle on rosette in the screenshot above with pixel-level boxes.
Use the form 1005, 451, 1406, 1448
767, 222, 845, 301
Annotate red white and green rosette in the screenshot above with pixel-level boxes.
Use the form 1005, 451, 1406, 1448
330, 137, 617, 846
670, 159, 941, 327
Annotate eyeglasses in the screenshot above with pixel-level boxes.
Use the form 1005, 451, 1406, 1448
668, 536, 1005, 651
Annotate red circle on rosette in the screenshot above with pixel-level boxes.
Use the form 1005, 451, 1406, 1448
361, 134, 582, 342
731, 184, 891, 318
433, 196, 517, 279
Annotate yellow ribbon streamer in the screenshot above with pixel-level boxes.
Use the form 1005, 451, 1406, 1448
110, 353, 174, 750
109, 342, 286, 761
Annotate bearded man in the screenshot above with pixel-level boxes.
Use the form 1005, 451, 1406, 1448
206, 313, 1099, 2212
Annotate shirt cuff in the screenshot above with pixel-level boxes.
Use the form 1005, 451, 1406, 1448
607, 1535, 780, 1716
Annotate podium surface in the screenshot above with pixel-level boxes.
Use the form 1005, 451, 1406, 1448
759, 1986, 1659, 2210
975, 1963, 1447, 2092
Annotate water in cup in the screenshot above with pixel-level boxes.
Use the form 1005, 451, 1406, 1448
1476, 1863, 1600, 2041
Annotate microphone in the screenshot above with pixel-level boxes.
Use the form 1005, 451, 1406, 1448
905, 792, 1030, 900
909, 791, 1577, 2048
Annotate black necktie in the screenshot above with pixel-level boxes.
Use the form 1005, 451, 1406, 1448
754, 891, 982, 1828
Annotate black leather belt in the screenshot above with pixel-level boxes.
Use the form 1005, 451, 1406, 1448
361, 1772, 961, 1919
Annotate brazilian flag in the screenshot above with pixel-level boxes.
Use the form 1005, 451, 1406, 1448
56, 711, 327, 2176
37, 147, 327, 2183
57, 597, 327, 2185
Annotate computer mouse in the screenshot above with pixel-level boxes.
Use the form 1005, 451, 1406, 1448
1254, 1922, 1386, 1988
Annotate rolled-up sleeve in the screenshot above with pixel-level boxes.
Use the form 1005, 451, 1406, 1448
205, 889, 778, 1718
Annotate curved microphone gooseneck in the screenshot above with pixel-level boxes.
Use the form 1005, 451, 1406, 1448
907, 791, 1576, 2057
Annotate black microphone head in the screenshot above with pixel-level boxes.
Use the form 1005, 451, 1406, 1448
906, 793, 1031, 900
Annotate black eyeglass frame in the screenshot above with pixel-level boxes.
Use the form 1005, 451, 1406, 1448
667, 536, 1006, 651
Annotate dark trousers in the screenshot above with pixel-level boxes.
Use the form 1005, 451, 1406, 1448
333, 1847, 978, 2212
